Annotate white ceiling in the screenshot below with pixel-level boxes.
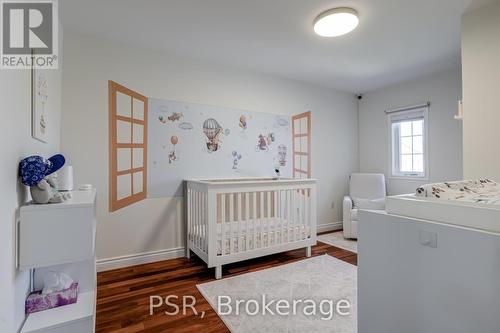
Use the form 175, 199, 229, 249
61, 0, 493, 93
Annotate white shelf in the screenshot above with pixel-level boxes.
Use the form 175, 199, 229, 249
21, 291, 95, 333
19, 189, 97, 269
20, 189, 96, 211
19, 188, 97, 332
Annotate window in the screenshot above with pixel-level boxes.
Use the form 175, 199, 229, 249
292, 111, 311, 178
109, 81, 148, 212
389, 107, 428, 178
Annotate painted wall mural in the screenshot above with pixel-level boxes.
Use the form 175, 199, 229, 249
148, 98, 292, 197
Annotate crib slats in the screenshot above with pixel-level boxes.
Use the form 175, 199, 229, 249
299, 190, 306, 240
265, 191, 268, 247
253, 192, 257, 250
187, 189, 191, 245
201, 191, 204, 249
279, 190, 284, 245
269, 191, 273, 247
205, 192, 209, 252
281, 190, 288, 243
202, 192, 207, 252
273, 190, 278, 246
199, 191, 203, 251
304, 189, 311, 238
284, 190, 288, 244
245, 193, 250, 252
192, 189, 196, 247
287, 190, 290, 242
297, 189, 300, 241
193, 190, 196, 248
263, 191, 267, 247
237, 192, 242, 253
198, 191, 202, 249
220, 194, 226, 256
262, 192, 266, 247
229, 193, 234, 254
199, 191, 203, 249
304, 189, 307, 239
195, 190, 199, 249
283, 190, 287, 243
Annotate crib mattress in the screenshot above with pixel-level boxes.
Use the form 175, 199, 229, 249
190, 219, 311, 255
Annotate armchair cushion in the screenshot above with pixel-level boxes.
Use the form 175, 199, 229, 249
350, 208, 358, 221
349, 173, 386, 199
343, 196, 353, 218
352, 197, 385, 210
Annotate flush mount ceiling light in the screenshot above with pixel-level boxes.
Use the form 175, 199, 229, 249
313, 7, 359, 37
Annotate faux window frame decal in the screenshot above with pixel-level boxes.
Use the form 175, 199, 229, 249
108, 81, 148, 212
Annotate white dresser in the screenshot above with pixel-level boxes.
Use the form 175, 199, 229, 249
19, 189, 97, 333
358, 209, 500, 333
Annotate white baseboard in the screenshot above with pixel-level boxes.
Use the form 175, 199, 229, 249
96, 247, 186, 272
317, 221, 343, 233
97, 223, 342, 272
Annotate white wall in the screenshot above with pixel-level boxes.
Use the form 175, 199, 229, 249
0, 54, 62, 333
60, 30, 358, 264
462, 1, 500, 181
358, 69, 463, 195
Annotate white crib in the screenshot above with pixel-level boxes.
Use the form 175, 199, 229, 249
186, 178, 317, 279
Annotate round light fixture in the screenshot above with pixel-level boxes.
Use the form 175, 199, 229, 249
313, 7, 359, 37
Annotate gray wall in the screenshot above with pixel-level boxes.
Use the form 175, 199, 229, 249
61, 30, 359, 264
358, 69, 463, 195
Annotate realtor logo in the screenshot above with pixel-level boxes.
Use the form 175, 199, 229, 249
1, 0, 58, 69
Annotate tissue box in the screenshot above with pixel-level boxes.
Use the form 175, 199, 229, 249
26, 282, 78, 314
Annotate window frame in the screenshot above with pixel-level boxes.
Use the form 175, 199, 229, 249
292, 111, 311, 179
109, 81, 148, 212
388, 107, 429, 180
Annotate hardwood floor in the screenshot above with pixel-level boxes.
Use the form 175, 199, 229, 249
96, 242, 357, 333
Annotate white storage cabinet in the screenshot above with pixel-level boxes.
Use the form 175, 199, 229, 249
19, 189, 97, 333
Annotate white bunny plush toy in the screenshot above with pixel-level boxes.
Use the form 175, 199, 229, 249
19, 154, 72, 204
30, 174, 72, 204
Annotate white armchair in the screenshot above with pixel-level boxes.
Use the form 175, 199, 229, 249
343, 173, 386, 239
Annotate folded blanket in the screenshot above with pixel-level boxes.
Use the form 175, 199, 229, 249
416, 179, 500, 204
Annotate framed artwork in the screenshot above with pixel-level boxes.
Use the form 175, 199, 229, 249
31, 50, 49, 143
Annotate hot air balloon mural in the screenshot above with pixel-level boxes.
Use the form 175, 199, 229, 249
178, 122, 193, 130
256, 132, 276, 151
278, 144, 287, 166
168, 135, 179, 163
239, 115, 247, 130
203, 118, 224, 152
257, 134, 268, 151
232, 151, 242, 169
168, 112, 183, 122
158, 111, 183, 124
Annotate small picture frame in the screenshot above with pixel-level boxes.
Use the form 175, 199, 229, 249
31, 49, 49, 143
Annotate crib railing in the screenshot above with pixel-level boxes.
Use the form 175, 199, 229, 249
186, 178, 317, 269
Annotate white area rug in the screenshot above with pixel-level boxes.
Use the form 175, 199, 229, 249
318, 231, 357, 253
197, 255, 357, 332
